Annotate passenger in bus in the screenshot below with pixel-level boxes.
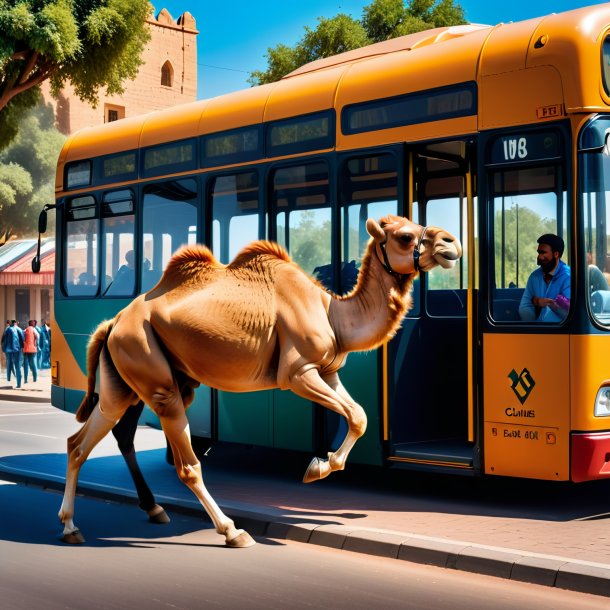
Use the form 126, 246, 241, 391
519, 234, 571, 323
107, 250, 136, 295
588, 252, 609, 293
141, 258, 161, 292
78, 272, 96, 285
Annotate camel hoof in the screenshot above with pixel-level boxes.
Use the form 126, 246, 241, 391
303, 456, 332, 483
61, 529, 85, 544
148, 508, 170, 524
226, 530, 256, 548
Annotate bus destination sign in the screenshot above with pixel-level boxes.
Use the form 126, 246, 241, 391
488, 131, 561, 165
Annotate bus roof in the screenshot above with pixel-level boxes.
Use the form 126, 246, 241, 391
58, 3, 610, 186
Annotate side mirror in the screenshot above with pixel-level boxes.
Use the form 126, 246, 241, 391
31, 203, 56, 274
38, 209, 48, 234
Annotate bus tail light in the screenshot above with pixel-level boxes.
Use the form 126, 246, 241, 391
594, 386, 610, 417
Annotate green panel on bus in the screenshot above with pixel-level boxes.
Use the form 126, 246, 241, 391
218, 390, 273, 446
272, 390, 314, 452
341, 351, 383, 466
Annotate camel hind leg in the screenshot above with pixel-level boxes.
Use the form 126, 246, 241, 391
108, 320, 254, 548
59, 401, 129, 542
111, 402, 169, 524
58, 348, 136, 543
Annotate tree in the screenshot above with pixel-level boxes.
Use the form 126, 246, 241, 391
250, 0, 466, 85
0, 100, 65, 239
0, 0, 151, 150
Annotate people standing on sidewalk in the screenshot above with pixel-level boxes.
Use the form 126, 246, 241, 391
40, 320, 51, 369
23, 320, 39, 384
1, 321, 10, 381
35, 321, 44, 369
1, 320, 24, 388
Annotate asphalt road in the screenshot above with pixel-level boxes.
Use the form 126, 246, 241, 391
1, 479, 608, 610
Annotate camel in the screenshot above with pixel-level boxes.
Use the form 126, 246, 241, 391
58, 214, 461, 548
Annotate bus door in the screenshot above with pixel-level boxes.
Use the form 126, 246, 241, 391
387, 140, 478, 473
208, 170, 267, 446
336, 150, 402, 465
270, 160, 332, 452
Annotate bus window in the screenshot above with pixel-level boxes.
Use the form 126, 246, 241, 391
339, 154, 398, 295
581, 134, 610, 326
142, 179, 198, 292
64, 195, 98, 297
272, 162, 331, 286
425, 187, 468, 317
101, 190, 135, 297
490, 165, 568, 323
210, 171, 260, 263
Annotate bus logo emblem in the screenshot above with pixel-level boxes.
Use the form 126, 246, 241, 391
508, 368, 535, 404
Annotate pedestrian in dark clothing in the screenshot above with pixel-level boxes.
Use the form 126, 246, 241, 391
40, 320, 51, 369
1, 320, 24, 388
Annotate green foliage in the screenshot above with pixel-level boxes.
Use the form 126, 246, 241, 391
0, 100, 65, 238
250, 0, 466, 85
494, 205, 556, 288
278, 210, 332, 275
0, 0, 151, 149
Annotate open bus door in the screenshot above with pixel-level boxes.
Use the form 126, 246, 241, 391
386, 140, 480, 474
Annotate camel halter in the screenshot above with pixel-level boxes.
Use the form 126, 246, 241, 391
377, 225, 428, 279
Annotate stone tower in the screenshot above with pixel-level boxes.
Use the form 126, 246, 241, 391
42, 8, 198, 134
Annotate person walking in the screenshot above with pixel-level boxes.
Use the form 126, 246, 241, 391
1, 320, 10, 381
2, 320, 24, 388
40, 320, 51, 369
23, 320, 39, 384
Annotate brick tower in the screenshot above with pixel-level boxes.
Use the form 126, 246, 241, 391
42, 8, 198, 135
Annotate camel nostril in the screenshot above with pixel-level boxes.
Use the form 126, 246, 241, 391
442, 237, 453, 243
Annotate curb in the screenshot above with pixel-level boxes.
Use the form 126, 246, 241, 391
1, 463, 609, 598
0, 391, 50, 403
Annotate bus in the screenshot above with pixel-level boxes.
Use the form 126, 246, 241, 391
41, 3, 610, 483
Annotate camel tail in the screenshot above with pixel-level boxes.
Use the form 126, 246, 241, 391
75, 319, 114, 423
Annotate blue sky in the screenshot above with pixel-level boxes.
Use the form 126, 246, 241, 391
153, 1, 608, 100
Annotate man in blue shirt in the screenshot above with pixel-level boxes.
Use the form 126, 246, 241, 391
519, 234, 571, 323
1, 320, 24, 387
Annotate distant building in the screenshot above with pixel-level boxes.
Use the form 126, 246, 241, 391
0, 238, 54, 330
41, 8, 198, 134
0, 8, 198, 343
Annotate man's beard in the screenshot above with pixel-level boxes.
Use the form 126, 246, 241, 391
539, 259, 555, 273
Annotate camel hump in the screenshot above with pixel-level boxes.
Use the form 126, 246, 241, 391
164, 244, 219, 276
229, 240, 291, 268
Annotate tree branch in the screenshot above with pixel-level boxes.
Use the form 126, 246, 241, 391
0, 63, 56, 111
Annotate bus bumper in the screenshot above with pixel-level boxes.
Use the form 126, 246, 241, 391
571, 431, 610, 482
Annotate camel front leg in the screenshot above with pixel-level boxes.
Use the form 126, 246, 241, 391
288, 368, 367, 483
58, 404, 121, 543
158, 403, 255, 548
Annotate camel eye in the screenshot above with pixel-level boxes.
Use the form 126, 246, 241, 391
398, 234, 413, 245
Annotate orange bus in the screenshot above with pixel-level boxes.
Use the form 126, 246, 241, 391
41, 3, 610, 482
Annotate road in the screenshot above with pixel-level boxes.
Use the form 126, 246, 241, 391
1, 398, 610, 605
0, 479, 608, 610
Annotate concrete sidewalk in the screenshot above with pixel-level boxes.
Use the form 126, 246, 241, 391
0, 378, 609, 598
0, 366, 52, 403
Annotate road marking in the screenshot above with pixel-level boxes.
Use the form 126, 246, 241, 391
0, 411, 60, 417
0, 428, 63, 439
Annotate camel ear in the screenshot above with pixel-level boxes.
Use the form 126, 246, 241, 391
366, 218, 386, 243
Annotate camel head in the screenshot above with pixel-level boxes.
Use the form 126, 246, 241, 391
366, 215, 462, 276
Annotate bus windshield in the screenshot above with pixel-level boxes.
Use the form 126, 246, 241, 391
581, 119, 610, 326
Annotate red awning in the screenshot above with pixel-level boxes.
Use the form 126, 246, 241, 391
0, 252, 55, 286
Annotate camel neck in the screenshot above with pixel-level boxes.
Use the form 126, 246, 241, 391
328, 250, 414, 354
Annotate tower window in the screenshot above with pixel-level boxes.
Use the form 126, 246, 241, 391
161, 61, 173, 87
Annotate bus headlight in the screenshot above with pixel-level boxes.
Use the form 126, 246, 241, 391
594, 386, 610, 417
